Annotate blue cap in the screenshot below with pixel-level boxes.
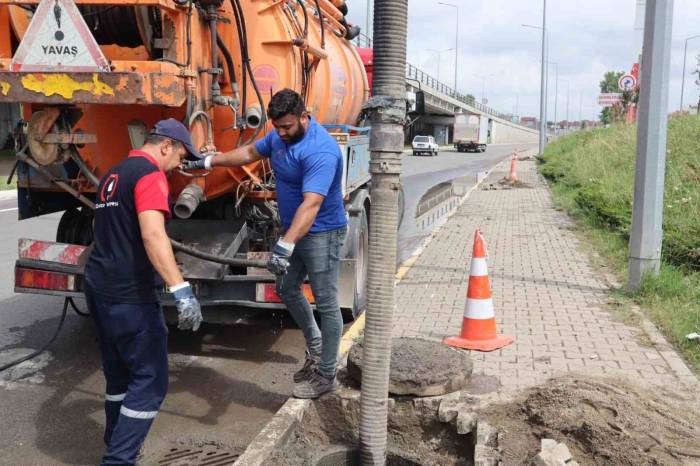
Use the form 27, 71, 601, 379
150, 118, 200, 160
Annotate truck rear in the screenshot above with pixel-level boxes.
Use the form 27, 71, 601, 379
454, 113, 488, 153
2, 0, 372, 321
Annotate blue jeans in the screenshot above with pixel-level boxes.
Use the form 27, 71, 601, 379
276, 226, 347, 378
86, 291, 169, 466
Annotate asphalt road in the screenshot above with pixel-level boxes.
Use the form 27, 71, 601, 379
0, 142, 531, 465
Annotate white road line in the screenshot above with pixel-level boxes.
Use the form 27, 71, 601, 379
0, 207, 18, 213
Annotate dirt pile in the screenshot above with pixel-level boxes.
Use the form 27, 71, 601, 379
480, 376, 700, 466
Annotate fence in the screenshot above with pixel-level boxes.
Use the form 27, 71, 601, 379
354, 33, 516, 123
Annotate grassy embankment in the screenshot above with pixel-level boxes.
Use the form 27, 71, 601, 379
538, 115, 700, 373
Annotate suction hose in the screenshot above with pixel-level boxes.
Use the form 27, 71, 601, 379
358, 0, 409, 464
173, 183, 204, 219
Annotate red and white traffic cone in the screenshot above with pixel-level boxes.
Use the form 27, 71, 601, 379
508, 152, 518, 182
444, 230, 514, 352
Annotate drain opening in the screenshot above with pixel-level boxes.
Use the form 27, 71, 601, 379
157, 446, 240, 466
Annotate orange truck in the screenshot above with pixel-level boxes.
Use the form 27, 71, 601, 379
0, 0, 373, 320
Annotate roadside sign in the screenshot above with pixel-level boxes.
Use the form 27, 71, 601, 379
618, 73, 637, 91
11, 0, 109, 72
598, 93, 623, 107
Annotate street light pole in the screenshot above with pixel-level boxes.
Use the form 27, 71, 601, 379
680, 34, 700, 112
629, 0, 674, 292
547, 61, 558, 133
438, 2, 459, 93
523, 4, 547, 155
427, 48, 453, 82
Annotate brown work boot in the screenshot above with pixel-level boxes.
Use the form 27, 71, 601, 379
293, 351, 320, 383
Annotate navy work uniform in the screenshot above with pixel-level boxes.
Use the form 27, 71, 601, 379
85, 150, 172, 465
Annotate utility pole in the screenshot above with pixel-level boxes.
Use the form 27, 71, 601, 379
359, 0, 407, 463
538, 0, 547, 155
438, 2, 459, 93
629, 0, 674, 292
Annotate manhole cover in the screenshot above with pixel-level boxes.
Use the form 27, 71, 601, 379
156, 446, 240, 466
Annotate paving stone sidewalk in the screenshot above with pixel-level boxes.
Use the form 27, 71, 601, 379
393, 157, 698, 393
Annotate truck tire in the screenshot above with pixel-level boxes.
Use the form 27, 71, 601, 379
347, 207, 369, 319
56, 207, 94, 246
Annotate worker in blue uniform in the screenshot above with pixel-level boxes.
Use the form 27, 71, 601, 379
85, 118, 203, 465
184, 89, 347, 399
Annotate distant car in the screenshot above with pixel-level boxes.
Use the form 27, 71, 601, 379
412, 135, 439, 156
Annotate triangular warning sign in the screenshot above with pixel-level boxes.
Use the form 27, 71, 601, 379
11, 0, 109, 72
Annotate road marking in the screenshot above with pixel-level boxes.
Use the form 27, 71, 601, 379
0, 207, 18, 213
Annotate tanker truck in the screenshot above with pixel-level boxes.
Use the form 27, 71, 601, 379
0, 0, 373, 321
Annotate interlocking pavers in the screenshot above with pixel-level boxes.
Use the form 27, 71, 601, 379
393, 158, 697, 393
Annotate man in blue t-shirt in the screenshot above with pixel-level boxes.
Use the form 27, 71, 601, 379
185, 89, 347, 398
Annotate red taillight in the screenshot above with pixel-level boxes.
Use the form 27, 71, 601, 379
255, 283, 315, 303
15, 267, 76, 291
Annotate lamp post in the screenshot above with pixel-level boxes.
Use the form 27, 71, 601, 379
438, 1, 459, 93
547, 61, 558, 133
522, 5, 547, 155
474, 73, 496, 103
427, 48, 453, 82
680, 34, 700, 112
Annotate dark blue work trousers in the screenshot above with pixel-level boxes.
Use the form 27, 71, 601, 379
86, 290, 169, 466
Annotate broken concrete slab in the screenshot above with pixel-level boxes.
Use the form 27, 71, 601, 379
532, 439, 575, 466
347, 338, 473, 396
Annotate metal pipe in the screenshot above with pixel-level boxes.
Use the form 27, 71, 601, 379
245, 106, 263, 129
173, 183, 204, 219
359, 0, 407, 463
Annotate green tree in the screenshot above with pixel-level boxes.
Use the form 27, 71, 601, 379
599, 71, 624, 125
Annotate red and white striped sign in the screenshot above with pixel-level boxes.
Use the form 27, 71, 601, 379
18, 238, 87, 266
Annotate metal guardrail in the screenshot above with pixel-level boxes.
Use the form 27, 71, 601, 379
354, 34, 518, 123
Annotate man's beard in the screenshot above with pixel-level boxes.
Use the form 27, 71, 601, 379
285, 125, 306, 144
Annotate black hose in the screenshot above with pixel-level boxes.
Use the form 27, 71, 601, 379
169, 238, 267, 268
68, 297, 91, 317
313, 0, 325, 48
229, 0, 248, 115
230, 0, 267, 141
296, 0, 309, 36
217, 35, 237, 87
0, 298, 69, 374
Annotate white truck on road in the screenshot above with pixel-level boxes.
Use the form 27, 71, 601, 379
454, 113, 488, 153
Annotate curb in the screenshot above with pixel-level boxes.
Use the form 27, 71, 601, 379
233, 149, 525, 466
0, 190, 17, 201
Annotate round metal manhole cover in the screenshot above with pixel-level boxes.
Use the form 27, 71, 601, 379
155, 446, 240, 466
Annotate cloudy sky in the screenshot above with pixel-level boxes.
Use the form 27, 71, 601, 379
346, 1, 700, 121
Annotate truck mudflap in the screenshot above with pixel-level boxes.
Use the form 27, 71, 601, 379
14, 238, 357, 313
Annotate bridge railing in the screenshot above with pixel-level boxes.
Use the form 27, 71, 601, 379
354, 33, 517, 123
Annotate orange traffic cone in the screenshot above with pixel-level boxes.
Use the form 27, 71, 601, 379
444, 230, 514, 352
508, 152, 518, 182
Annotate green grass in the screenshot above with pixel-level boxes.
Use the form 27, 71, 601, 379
539, 116, 700, 373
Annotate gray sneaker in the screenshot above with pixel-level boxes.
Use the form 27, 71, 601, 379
293, 370, 338, 399
293, 351, 320, 383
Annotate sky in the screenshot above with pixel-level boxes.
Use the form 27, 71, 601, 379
346, 0, 700, 121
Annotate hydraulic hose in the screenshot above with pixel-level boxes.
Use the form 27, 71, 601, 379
358, 0, 408, 464
0, 298, 70, 374
169, 239, 267, 268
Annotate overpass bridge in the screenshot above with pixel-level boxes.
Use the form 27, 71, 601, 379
355, 35, 539, 146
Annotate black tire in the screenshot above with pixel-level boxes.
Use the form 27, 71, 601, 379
342, 206, 369, 321
56, 207, 94, 245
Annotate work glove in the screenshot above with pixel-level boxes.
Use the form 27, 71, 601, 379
181, 155, 213, 171
170, 282, 203, 331
267, 239, 295, 275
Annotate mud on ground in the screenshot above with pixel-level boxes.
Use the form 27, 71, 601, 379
480, 375, 700, 466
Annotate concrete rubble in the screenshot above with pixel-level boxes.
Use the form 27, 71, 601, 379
532, 438, 579, 466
